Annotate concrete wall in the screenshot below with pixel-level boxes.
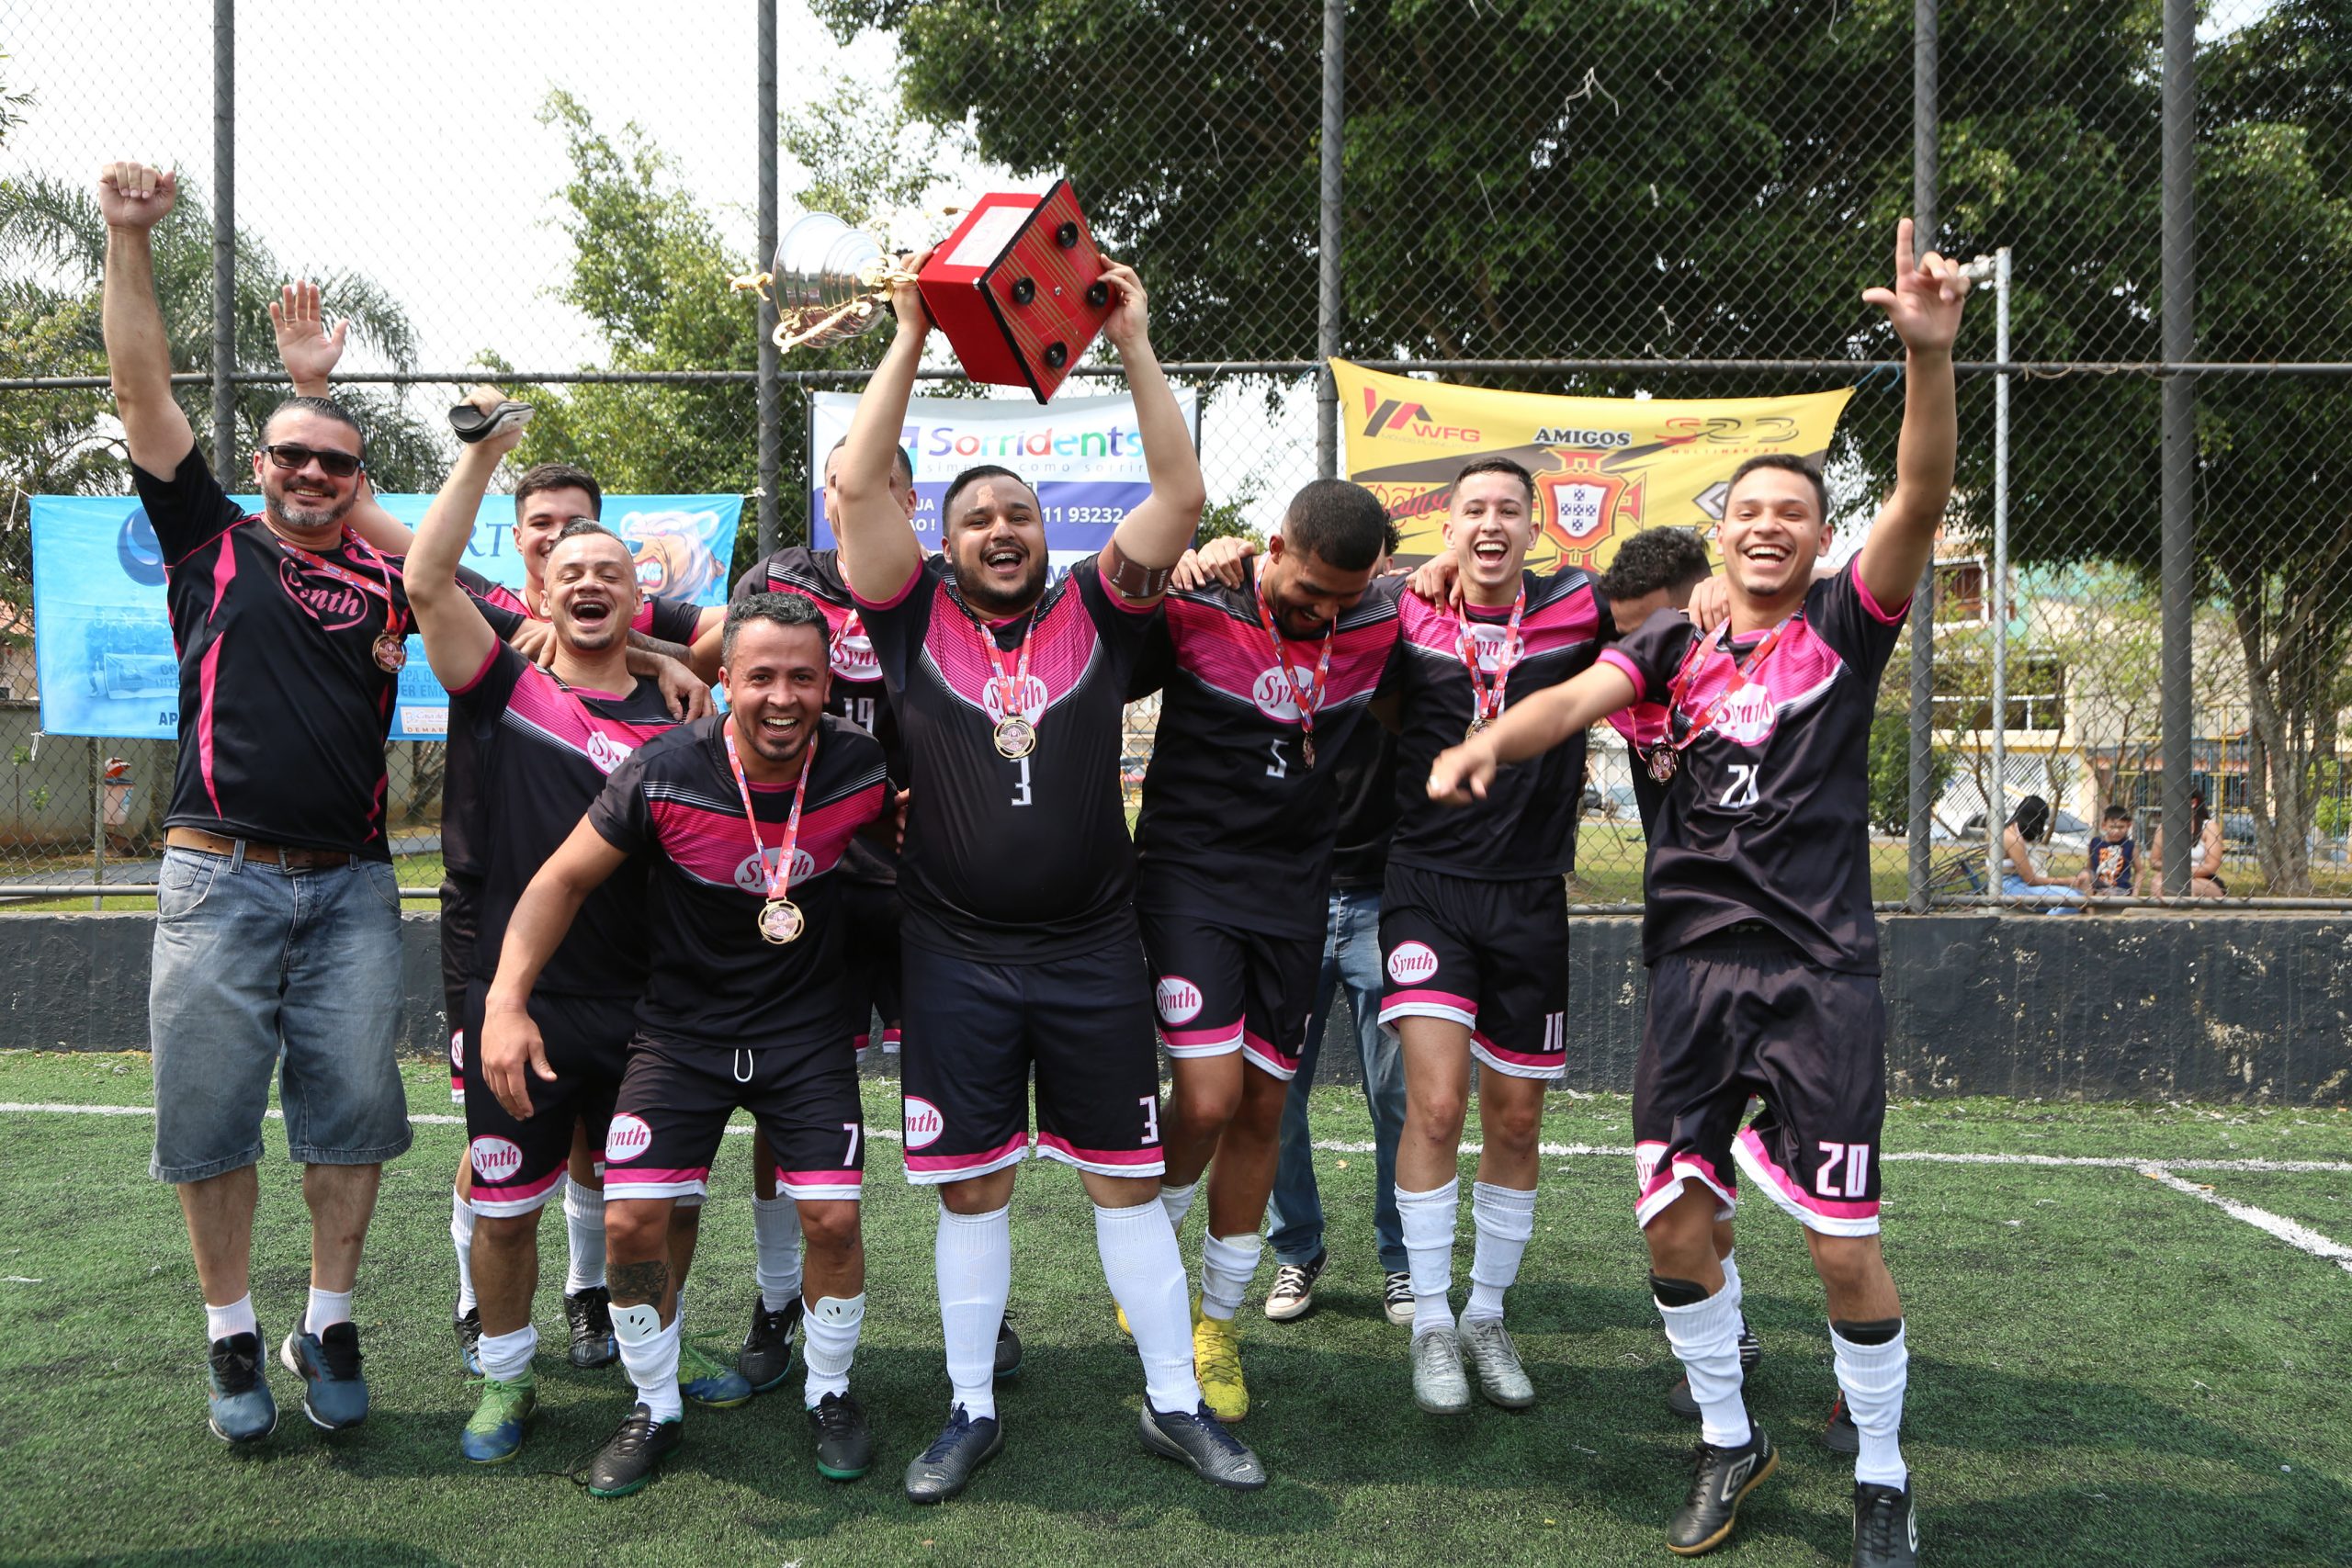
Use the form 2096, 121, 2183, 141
6, 912, 2346, 1105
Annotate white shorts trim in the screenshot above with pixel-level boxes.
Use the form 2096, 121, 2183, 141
604, 1177, 710, 1203
1239, 1039, 1299, 1083
900, 1142, 1030, 1188
776, 1179, 865, 1203
1035, 1144, 1169, 1180
1376, 1000, 1476, 1041
1731, 1134, 1883, 1237
1162, 1031, 1245, 1059
1469, 1039, 1565, 1081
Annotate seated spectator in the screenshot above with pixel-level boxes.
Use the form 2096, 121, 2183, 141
2000, 795, 2082, 913
2150, 788, 2227, 899
2075, 803, 2138, 897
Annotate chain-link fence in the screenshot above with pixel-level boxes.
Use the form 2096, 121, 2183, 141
3, 0, 2346, 907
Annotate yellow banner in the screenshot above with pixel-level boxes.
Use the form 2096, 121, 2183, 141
1330, 360, 1853, 573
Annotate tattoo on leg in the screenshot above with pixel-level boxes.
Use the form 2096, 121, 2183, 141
609, 1259, 668, 1307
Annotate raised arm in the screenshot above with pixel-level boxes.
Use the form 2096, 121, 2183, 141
480, 816, 629, 1118
1101, 261, 1207, 597
1855, 219, 1970, 612
833, 257, 933, 604
97, 164, 196, 478
1425, 660, 1641, 805
270, 279, 416, 555
405, 386, 522, 691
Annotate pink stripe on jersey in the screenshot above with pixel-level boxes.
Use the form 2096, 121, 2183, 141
922, 576, 1100, 717
1608, 698, 1668, 748
1395, 576, 1600, 660
905, 1129, 1029, 1175
1736, 1127, 1879, 1220
1597, 648, 1648, 703
1847, 557, 1911, 626
208, 529, 237, 624
1166, 595, 1395, 718
1035, 1131, 1160, 1168
451, 638, 503, 698
850, 562, 922, 612
650, 779, 886, 888
505, 665, 675, 766
1676, 620, 1845, 727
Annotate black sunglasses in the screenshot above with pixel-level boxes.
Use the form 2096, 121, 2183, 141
261, 443, 366, 479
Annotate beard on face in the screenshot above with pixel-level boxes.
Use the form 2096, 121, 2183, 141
734, 701, 810, 766
266, 474, 356, 534
950, 540, 1049, 616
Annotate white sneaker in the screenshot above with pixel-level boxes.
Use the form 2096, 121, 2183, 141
1262, 1250, 1328, 1323
1382, 1271, 1414, 1327
1459, 1317, 1535, 1408
1410, 1325, 1472, 1415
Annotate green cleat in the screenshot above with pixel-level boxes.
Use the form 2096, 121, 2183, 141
459, 1373, 537, 1464
680, 1338, 753, 1408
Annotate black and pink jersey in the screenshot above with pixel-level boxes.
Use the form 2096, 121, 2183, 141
452, 644, 681, 997
1599, 560, 1909, 974
1130, 568, 1402, 938
134, 446, 521, 858
587, 713, 889, 1053
473, 578, 704, 645
853, 554, 1154, 962
1388, 568, 1608, 879
733, 547, 900, 773
1609, 702, 1670, 836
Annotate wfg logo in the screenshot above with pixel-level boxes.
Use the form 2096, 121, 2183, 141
1362, 389, 1481, 444
1712, 680, 1778, 747
1385, 941, 1440, 985
902, 1096, 946, 1151
735, 845, 818, 893
1250, 668, 1306, 722
605, 1114, 654, 1164
1155, 976, 1204, 1025
469, 1135, 525, 1185
584, 729, 634, 774
979, 672, 1050, 724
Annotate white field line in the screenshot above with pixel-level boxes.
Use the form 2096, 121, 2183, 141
6, 1101, 2351, 1178
2139, 1166, 2352, 1275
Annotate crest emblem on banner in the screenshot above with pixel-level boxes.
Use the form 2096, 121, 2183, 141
1534, 455, 1644, 570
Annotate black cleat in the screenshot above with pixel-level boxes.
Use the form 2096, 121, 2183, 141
582, 1403, 683, 1498
1822, 1391, 1861, 1455
739, 1296, 803, 1393
1139, 1402, 1268, 1491
1668, 1427, 1777, 1556
904, 1404, 1003, 1504
995, 1314, 1023, 1382
1667, 1316, 1761, 1420
565, 1287, 618, 1370
808, 1390, 872, 1482
1852, 1477, 1919, 1566
454, 1304, 482, 1374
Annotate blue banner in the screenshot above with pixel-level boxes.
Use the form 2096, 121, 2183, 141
30, 492, 741, 740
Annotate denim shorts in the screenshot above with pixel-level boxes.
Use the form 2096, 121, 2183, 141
148, 845, 413, 1182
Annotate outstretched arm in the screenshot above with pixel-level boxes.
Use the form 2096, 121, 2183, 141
1424, 661, 1640, 805
1101, 261, 1207, 601
98, 163, 195, 478
271, 279, 415, 555
481, 818, 628, 1119
1855, 219, 1970, 612
406, 387, 522, 691
834, 255, 933, 604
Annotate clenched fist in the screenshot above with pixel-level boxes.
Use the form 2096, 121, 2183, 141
97, 163, 176, 231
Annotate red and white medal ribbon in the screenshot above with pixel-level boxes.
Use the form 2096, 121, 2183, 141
1255, 574, 1333, 769
722, 720, 818, 944
1453, 586, 1526, 740
979, 612, 1038, 759
1647, 618, 1788, 783
276, 529, 409, 671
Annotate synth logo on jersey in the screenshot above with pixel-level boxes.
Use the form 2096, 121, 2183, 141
902, 1096, 945, 1151
734, 845, 818, 894
978, 672, 1051, 725
469, 1135, 524, 1185
1249, 667, 1308, 722
1464, 623, 1523, 673
585, 729, 634, 774
831, 630, 879, 681
1155, 976, 1204, 1025
605, 1114, 654, 1164
1713, 680, 1779, 747
1386, 941, 1440, 985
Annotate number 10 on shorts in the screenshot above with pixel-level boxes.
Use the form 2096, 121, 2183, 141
1815, 1140, 1871, 1198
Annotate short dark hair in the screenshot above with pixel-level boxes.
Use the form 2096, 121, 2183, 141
826, 435, 915, 488
264, 395, 365, 454
2103, 803, 2132, 824
1278, 479, 1390, 572
514, 461, 603, 519
1452, 455, 1535, 504
550, 518, 628, 555
722, 590, 828, 664
1725, 453, 1829, 521
1599, 527, 1713, 603
941, 464, 1035, 522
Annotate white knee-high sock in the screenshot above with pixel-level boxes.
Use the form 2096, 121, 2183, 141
1657, 1275, 1749, 1449
1462, 1180, 1536, 1325
802, 1292, 865, 1407
1396, 1178, 1459, 1337
1832, 1321, 1909, 1488
1095, 1201, 1205, 1415
612, 1302, 682, 1423
1200, 1232, 1261, 1323
753, 1193, 807, 1313
478, 1324, 537, 1383
1158, 1179, 1198, 1235
451, 1187, 478, 1314
936, 1204, 1010, 1422
560, 1179, 605, 1295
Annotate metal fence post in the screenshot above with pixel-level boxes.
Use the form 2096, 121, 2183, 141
1905, 0, 1939, 910
755, 0, 782, 560
211, 0, 235, 469
1986, 249, 2011, 899
2159, 0, 2196, 895
89, 741, 104, 912
1315, 0, 1345, 480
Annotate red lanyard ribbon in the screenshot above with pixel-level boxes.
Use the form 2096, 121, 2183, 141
1662, 619, 1787, 755
1453, 588, 1527, 727
721, 721, 817, 902
276, 530, 406, 638
1255, 576, 1332, 740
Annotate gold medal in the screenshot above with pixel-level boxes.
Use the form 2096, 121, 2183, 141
758, 897, 805, 945
1464, 716, 1488, 743
1301, 736, 1316, 771
993, 715, 1035, 759
372, 632, 408, 673
1645, 746, 1679, 784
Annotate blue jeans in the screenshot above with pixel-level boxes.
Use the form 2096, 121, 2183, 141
1265, 886, 1408, 1271
149, 845, 411, 1182
2001, 873, 2083, 915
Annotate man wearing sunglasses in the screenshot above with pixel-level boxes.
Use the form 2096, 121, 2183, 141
97, 160, 527, 1449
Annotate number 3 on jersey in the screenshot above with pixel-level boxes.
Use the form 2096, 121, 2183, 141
1009, 754, 1033, 807
1720, 762, 1760, 809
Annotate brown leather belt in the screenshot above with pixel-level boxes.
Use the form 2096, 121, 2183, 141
165, 827, 354, 869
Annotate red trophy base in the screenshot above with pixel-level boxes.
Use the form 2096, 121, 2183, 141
918, 181, 1112, 404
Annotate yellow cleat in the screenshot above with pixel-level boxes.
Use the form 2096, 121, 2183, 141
1193, 1314, 1249, 1423
1117, 1292, 1202, 1341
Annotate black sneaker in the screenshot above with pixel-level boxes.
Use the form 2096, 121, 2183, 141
1262, 1247, 1328, 1322
206, 1329, 278, 1444
1852, 1477, 1919, 1566
995, 1314, 1023, 1381
1668, 1317, 1763, 1419
808, 1390, 872, 1482
582, 1403, 684, 1498
280, 1323, 369, 1430
454, 1304, 482, 1374
565, 1287, 618, 1370
1822, 1391, 1861, 1455
1139, 1402, 1268, 1491
1668, 1427, 1777, 1556
739, 1296, 802, 1393
904, 1404, 1004, 1504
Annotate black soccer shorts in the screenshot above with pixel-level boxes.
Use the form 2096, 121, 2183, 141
898, 935, 1165, 1184
843, 877, 904, 1055
1633, 923, 1889, 1238
1376, 863, 1569, 1079
601, 1036, 865, 1205
458, 980, 633, 1216
1139, 905, 1321, 1081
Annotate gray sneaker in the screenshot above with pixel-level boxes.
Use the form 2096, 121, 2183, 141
1410, 1325, 1472, 1415
1459, 1318, 1536, 1409
280, 1324, 368, 1430
1139, 1402, 1268, 1491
